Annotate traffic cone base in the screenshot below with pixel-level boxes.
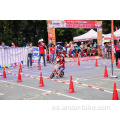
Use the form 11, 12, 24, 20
68, 89, 76, 93
104, 65, 108, 77
112, 82, 119, 100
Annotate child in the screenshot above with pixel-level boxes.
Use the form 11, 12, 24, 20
75, 49, 78, 57
81, 49, 84, 57
86, 50, 90, 56
69, 49, 73, 58
54, 55, 65, 78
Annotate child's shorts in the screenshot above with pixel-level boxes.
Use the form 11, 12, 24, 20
58, 67, 65, 71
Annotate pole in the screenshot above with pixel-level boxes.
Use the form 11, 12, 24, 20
110, 20, 117, 78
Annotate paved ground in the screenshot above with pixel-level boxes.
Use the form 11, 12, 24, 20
0, 58, 120, 100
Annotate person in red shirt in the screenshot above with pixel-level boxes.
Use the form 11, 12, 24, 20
38, 39, 46, 66
81, 49, 84, 57
115, 42, 120, 66
11, 42, 17, 48
50, 44, 55, 64
54, 55, 65, 78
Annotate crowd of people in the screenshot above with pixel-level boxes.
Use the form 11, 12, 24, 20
53, 41, 98, 59
1, 39, 120, 68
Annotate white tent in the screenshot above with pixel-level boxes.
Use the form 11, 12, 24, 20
73, 29, 98, 42
104, 29, 120, 40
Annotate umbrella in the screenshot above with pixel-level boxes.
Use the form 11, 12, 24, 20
56, 42, 63, 44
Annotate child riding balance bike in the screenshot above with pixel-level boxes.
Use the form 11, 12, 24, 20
50, 55, 65, 79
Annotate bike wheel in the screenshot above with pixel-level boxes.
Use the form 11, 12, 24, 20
50, 73, 54, 79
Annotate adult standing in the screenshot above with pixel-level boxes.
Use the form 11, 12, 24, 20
115, 42, 120, 66
80, 42, 84, 49
49, 39, 54, 47
11, 42, 17, 48
38, 39, 46, 66
0, 42, 9, 49
50, 44, 55, 64
64, 42, 68, 51
26, 42, 34, 68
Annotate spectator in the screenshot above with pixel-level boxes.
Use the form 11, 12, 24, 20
93, 42, 97, 48
87, 41, 91, 47
38, 39, 46, 66
26, 43, 29, 48
106, 43, 109, 59
11, 42, 17, 48
26, 42, 34, 68
80, 42, 84, 49
64, 42, 68, 51
50, 44, 55, 64
101, 43, 105, 59
108, 42, 111, 59
0, 42, 9, 49
49, 39, 54, 47
73, 46, 76, 57
115, 42, 120, 66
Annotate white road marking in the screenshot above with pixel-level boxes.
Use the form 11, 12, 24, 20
0, 93, 4, 96
0, 80, 82, 100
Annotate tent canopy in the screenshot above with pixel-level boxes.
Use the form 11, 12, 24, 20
73, 28, 120, 42
104, 29, 120, 40
73, 29, 98, 42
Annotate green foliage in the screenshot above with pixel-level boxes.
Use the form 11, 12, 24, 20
0, 20, 48, 46
0, 20, 120, 46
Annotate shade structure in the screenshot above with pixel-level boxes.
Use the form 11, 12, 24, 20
104, 29, 120, 40
73, 29, 99, 42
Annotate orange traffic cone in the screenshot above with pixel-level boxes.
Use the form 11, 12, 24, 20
78, 57, 80, 66
40, 72, 42, 77
68, 76, 75, 93
2, 67, 7, 78
19, 63, 22, 72
17, 68, 22, 82
117, 59, 120, 68
104, 65, 108, 77
38, 72, 44, 87
95, 59, 98, 67
112, 82, 119, 100
38, 62, 41, 70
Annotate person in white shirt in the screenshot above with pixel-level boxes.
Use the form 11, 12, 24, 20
26, 42, 34, 68
80, 42, 84, 49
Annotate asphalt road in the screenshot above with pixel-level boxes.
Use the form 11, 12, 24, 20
0, 59, 120, 100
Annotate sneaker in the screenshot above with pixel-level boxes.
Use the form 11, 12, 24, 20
44, 64, 46, 66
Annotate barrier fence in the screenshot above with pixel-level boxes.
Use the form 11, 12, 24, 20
0, 47, 27, 67
0, 47, 47, 67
